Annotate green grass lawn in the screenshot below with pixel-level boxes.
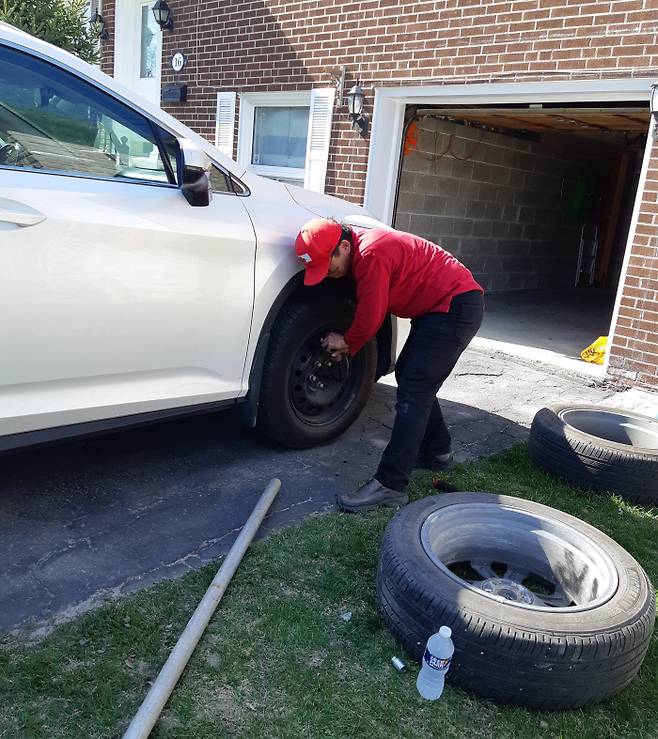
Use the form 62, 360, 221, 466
1, 446, 656, 739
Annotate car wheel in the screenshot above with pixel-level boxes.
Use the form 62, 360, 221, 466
256, 298, 377, 448
529, 405, 658, 504
377, 493, 655, 709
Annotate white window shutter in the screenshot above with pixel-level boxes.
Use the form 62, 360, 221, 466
303, 88, 335, 193
215, 92, 236, 159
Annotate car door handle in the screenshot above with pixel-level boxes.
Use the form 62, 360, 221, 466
0, 197, 46, 227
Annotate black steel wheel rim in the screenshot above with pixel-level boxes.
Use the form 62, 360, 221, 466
288, 329, 363, 426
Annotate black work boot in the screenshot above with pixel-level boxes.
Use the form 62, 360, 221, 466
336, 479, 409, 513
414, 450, 454, 470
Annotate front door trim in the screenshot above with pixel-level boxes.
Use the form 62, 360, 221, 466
113, 0, 162, 105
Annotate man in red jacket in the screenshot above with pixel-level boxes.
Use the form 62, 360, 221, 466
295, 217, 484, 512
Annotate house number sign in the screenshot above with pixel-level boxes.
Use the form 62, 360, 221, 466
171, 52, 186, 73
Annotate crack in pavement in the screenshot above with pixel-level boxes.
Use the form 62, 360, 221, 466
31, 535, 93, 575
14, 493, 327, 640
25, 495, 322, 621
28, 569, 56, 605
267, 496, 315, 518
454, 371, 505, 377
21, 496, 329, 636
365, 414, 393, 430
113, 496, 322, 579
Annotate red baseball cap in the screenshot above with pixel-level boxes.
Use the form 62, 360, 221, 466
295, 218, 343, 286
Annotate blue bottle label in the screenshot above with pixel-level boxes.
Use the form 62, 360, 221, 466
424, 648, 451, 671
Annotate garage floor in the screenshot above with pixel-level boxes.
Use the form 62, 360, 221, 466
473, 288, 616, 374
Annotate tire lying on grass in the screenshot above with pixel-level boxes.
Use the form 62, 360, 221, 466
528, 404, 658, 505
257, 298, 377, 448
377, 493, 655, 709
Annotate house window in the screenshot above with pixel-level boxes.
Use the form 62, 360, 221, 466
86, 0, 103, 67
233, 90, 335, 193
252, 106, 309, 172
237, 92, 310, 185
139, 3, 158, 79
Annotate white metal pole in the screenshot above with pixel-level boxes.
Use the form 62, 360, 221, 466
123, 478, 282, 739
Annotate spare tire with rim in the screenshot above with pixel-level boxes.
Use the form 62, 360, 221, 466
377, 493, 655, 709
528, 404, 658, 504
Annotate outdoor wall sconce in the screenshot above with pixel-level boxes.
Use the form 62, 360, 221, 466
347, 83, 369, 136
152, 0, 174, 31
651, 82, 658, 140
90, 11, 109, 41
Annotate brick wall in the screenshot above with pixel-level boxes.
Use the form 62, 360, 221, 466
99, 2, 114, 76
99, 0, 658, 203
98, 0, 658, 388
608, 136, 658, 389
395, 118, 599, 291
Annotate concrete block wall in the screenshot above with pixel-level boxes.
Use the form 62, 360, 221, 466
394, 118, 585, 292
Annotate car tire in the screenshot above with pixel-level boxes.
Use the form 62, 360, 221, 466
377, 493, 655, 709
528, 405, 658, 504
257, 298, 377, 448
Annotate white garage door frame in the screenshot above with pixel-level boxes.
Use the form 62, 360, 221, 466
363, 78, 655, 376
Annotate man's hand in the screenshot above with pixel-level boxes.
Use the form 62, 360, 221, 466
321, 332, 350, 360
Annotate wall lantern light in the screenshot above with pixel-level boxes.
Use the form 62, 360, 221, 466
90, 11, 109, 41
651, 82, 658, 140
152, 0, 174, 31
347, 82, 369, 136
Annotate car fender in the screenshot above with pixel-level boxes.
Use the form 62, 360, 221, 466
243, 271, 305, 427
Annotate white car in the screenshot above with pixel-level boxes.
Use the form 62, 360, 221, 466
0, 23, 396, 451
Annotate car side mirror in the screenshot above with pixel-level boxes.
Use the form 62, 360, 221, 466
178, 138, 212, 207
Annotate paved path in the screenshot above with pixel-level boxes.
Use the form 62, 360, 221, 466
0, 346, 617, 634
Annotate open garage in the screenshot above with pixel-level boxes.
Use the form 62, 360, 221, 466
393, 101, 649, 368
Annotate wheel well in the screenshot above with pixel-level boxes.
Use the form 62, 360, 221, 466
243, 274, 393, 427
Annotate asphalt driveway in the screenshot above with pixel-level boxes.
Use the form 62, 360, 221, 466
1, 346, 618, 633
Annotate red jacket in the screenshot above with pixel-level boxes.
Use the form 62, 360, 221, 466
343, 227, 483, 355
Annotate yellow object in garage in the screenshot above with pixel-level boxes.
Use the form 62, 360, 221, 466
581, 336, 608, 365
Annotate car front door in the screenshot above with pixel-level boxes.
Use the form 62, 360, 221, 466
0, 45, 256, 438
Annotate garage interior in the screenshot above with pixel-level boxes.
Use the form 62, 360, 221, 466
393, 102, 649, 369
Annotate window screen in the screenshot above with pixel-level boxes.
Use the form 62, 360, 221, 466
251, 106, 309, 169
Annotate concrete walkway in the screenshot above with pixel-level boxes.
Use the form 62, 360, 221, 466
0, 345, 629, 634
468, 288, 614, 378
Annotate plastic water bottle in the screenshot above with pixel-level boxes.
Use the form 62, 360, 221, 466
416, 625, 454, 700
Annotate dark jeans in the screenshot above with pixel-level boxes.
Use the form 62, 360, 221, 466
375, 290, 484, 492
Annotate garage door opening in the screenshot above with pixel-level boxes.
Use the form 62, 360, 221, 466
393, 102, 649, 372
